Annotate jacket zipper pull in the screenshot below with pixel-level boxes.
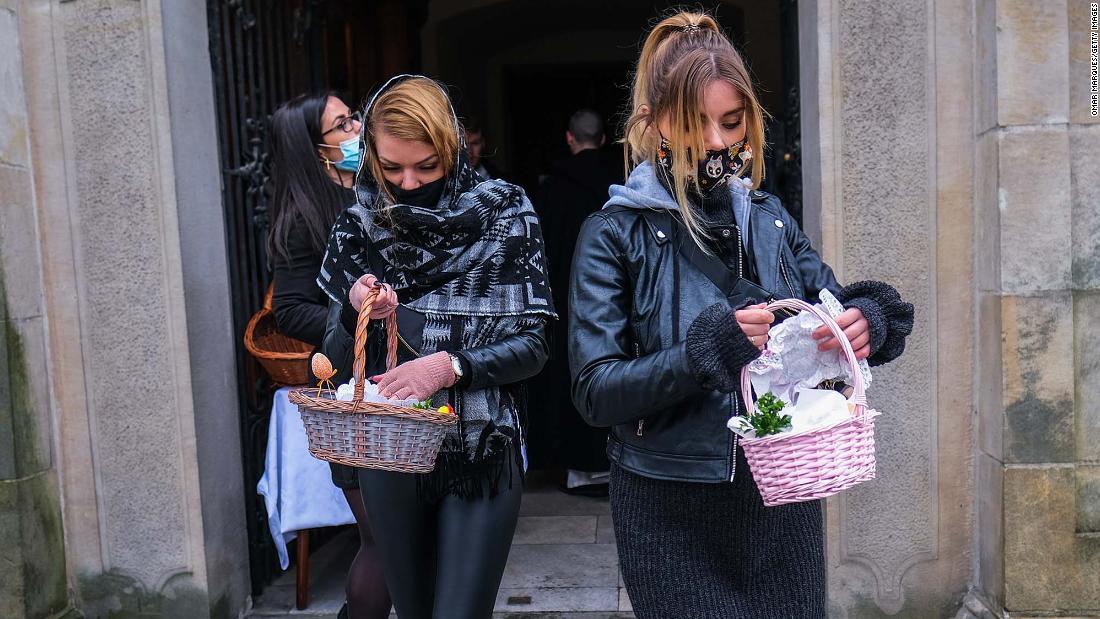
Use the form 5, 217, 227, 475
632, 341, 645, 436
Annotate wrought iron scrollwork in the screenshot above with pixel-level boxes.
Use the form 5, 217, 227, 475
225, 0, 257, 30
207, 0, 303, 594
226, 117, 272, 230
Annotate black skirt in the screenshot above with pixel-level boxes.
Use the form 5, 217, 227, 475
610, 448, 826, 619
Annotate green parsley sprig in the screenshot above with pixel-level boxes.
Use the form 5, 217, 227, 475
750, 392, 793, 437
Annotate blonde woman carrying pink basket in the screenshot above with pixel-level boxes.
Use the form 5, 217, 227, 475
568, 11, 914, 618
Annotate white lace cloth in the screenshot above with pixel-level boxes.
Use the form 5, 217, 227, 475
334, 377, 419, 407
728, 290, 872, 439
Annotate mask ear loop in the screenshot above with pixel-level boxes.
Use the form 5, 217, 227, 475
316, 142, 340, 170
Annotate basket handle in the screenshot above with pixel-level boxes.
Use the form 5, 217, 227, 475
351, 285, 399, 401
738, 298, 867, 419
262, 283, 274, 311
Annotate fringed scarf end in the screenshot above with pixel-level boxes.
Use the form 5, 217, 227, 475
415, 435, 521, 502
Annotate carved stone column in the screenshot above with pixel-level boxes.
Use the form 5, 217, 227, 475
801, 0, 975, 615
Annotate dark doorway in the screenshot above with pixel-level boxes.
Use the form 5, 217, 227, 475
501, 61, 631, 192
429, 0, 802, 222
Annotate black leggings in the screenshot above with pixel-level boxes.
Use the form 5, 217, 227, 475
341, 488, 392, 619
357, 458, 523, 619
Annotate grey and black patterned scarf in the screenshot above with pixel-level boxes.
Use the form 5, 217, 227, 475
317, 75, 556, 495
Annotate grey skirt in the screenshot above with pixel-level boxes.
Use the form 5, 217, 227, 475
610, 447, 826, 619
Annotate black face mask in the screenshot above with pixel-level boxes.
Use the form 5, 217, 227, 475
385, 176, 447, 208
656, 136, 753, 195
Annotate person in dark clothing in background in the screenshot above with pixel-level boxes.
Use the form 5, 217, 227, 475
463, 116, 507, 180
531, 109, 622, 496
268, 92, 391, 619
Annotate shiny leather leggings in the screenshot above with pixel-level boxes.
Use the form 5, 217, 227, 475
356, 458, 522, 619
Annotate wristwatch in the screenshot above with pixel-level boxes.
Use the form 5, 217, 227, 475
448, 353, 464, 381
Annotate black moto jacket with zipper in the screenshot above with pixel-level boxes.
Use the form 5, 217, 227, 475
567, 162, 910, 483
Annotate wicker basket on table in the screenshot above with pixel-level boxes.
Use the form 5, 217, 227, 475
737, 297, 881, 507
243, 285, 313, 386
289, 287, 458, 473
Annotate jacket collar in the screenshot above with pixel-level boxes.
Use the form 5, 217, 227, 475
606, 162, 785, 291
749, 197, 782, 294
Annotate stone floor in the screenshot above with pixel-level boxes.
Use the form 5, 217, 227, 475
248, 472, 634, 618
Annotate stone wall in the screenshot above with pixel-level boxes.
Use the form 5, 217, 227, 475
804, 0, 975, 615
973, 0, 1100, 615
806, 0, 1098, 616
0, 1, 75, 617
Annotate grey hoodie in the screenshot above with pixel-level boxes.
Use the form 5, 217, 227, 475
604, 161, 754, 254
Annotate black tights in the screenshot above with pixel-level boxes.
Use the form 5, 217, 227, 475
342, 489, 393, 619
357, 460, 523, 619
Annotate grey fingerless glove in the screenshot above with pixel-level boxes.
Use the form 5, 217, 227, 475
835, 280, 915, 367
686, 302, 762, 393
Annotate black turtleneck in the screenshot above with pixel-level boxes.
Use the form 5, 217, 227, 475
656, 169, 759, 284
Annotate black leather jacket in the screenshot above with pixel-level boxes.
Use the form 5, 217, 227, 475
568, 164, 841, 483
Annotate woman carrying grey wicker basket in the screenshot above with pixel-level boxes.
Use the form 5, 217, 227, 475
315, 75, 555, 619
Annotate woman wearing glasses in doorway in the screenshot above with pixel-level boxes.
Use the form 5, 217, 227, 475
268, 92, 392, 619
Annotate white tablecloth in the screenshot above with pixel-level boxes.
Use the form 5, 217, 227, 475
257, 387, 355, 569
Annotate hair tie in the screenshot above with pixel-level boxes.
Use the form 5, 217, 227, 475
681, 23, 701, 34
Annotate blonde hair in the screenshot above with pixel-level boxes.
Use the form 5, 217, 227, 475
365, 76, 459, 201
624, 11, 770, 250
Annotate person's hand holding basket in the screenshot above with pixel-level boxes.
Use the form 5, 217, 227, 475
733, 297, 881, 507
350, 274, 460, 403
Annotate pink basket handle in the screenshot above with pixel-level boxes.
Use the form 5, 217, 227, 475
738, 298, 868, 418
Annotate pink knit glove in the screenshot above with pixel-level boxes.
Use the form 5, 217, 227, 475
349, 274, 398, 319
371, 351, 457, 401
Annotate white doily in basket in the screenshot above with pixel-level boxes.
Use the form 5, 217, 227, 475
732, 290, 873, 439
746, 289, 872, 399
817, 289, 873, 388
334, 378, 419, 407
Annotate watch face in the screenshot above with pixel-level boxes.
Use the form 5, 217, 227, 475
451, 355, 463, 376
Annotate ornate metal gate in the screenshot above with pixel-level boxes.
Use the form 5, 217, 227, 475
206, 0, 424, 594
207, 0, 314, 594
778, 0, 804, 224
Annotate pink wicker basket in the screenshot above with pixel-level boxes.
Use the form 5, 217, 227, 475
737, 298, 880, 507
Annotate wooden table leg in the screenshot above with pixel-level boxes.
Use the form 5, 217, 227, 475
296, 529, 310, 610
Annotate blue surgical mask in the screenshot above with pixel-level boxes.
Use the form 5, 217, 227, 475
321, 135, 361, 172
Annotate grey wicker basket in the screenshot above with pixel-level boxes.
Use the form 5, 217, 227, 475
289, 288, 457, 473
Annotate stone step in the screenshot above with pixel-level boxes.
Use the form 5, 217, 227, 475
249, 476, 632, 617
